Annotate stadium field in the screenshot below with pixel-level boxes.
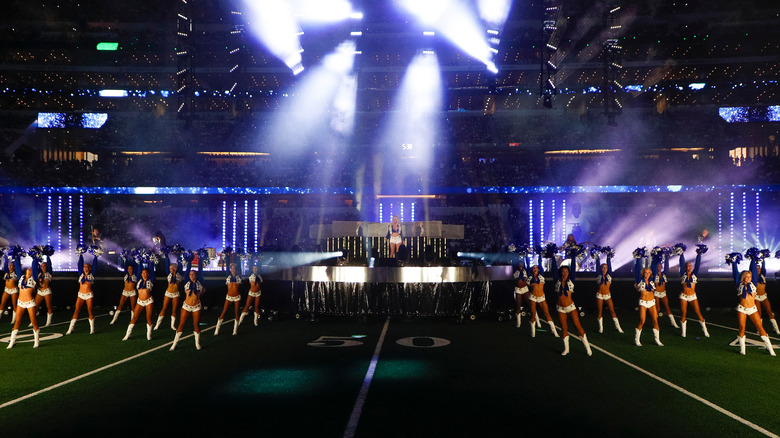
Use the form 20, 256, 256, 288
0, 308, 778, 437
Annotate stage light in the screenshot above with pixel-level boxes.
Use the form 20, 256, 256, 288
99, 89, 128, 97
241, 0, 303, 74
96, 42, 119, 51
294, 0, 357, 24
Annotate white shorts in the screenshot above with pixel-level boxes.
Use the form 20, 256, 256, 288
248, 291, 262, 298
737, 304, 758, 316
654, 291, 667, 299
515, 286, 529, 295
226, 294, 241, 302
557, 303, 576, 313
183, 303, 201, 312
78, 292, 93, 300
165, 291, 180, 299
389, 235, 402, 245
137, 297, 154, 307
529, 294, 546, 303
639, 299, 656, 309
37, 288, 52, 297
680, 293, 698, 302
596, 293, 611, 301
5, 287, 18, 295
122, 290, 137, 297
18, 299, 36, 309
755, 294, 767, 302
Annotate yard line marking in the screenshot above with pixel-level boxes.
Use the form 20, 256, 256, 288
698, 319, 780, 341
563, 331, 779, 438
0, 321, 224, 410
344, 317, 391, 438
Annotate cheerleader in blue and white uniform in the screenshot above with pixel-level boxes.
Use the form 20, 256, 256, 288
122, 268, 155, 341
1, 259, 20, 323
750, 257, 780, 335
386, 215, 403, 258
34, 261, 54, 327
171, 268, 205, 351
634, 260, 663, 347
552, 255, 591, 356
66, 254, 98, 335
216, 263, 242, 336
513, 258, 531, 328
155, 261, 184, 331
7, 268, 39, 349
527, 254, 559, 338
679, 247, 709, 337
594, 253, 623, 333
110, 263, 137, 325
653, 256, 679, 328
239, 263, 263, 327
731, 260, 775, 355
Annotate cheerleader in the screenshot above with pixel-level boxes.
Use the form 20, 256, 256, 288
215, 263, 242, 336
170, 269, 204, 351
679, 248, 710, 337
109, 264, 137, 325
239, 264, 262, 327
155, 263, 183, 331
386, 215, 403, 258
7, 268, 39, 349
553, 258, 591, 356
34, 262, 54, 327
594, 254, 624, 334
513, 259, 531, 328
527, 255, 559, 338
732, 262, 775, 355
634, 261, 663, 347
122, 268, 154, 341
1, 260, 20, 323
66, 256, 97, 335
653, 258, 679, 328
750, 258, 780, 335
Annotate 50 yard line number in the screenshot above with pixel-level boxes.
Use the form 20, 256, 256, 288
308, 336, 451, 348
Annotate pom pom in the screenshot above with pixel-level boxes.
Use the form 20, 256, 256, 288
42, 245, 55, 256
182, 250, 195, 263
589, 244, 602, 259
650, 246, 664, 258
508, 243, 516, 253
745, 247, 762, 261
761, 249, 771, 260
633, 247, 647, 259
27, 246, 41, 261
695, 244, 708, 255
672, 243, 687, 256
223, 246, 233, 255
725, 252, 743, 266
533, 245, 544, 256
543, 243, 558, 259
159, 246, 172, 256
8, 244, 27, 259
171, 244, 185, 255
197, 248, 210, 265
515, 244, 529, 257
75, 244, 87, 256
561, 242, 583, 258
88, 245, 103, 257
776, 250, 780, 259
600, 246, 615, 258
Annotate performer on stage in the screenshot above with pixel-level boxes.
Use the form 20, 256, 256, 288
731, 259, 775, 355
1, 259, 20, 323
239, 263, 262, 327
653, 258, 679, 328
527, 255, 559, 338
513, 259, 531, 328
7, 268, 39, 349
110, 264, 137, 325
553, 258, 592, 356
122, 268, 154, 341
171, 269, 205, 351
750, 257, 780, 335
34, 261, 54, 327
155, 263, 183, 331
634, 262, 663, 347
386, 215, 403, 258
215, 263, 242, 336
66, 255, 98, 335
594, 255, 624, 334
678, 245, 710, 337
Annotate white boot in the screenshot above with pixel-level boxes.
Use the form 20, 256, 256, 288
88, 318, 95, 335
613, 318, 624, 334
582, 334, 593, 356
146, 324, 153, 340
6, 329, 18, 349
253, 312, 259, 326
11, 310, 16, 324
530, 320, 536, 337
548, 320, 559, 337
681, 320, 687, 337
739, 336, 746, 355
214, 318, 223, 335
635, 328, 642, 346
700, 320, 710, 337
232, 320, 239, 335
170, 316, 176, 331
170, 332, 181, 351
653, 328, 663, 346
668, 314, 679, 328
760, 335, 776, 356
194, 332, 202, 350
561, 336, 570, 356
154, 315, 164, 330
536, 317, 542, 328
66, 318, 77, 335
770, 319, 780, 335
123, 323, 134, 341
110, 310, 120, 325
597, 317, 603, 333
33, 329, 40, 348
515, 313, 522, 328
239, 312, 248, 326
45, 313, 53, 327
